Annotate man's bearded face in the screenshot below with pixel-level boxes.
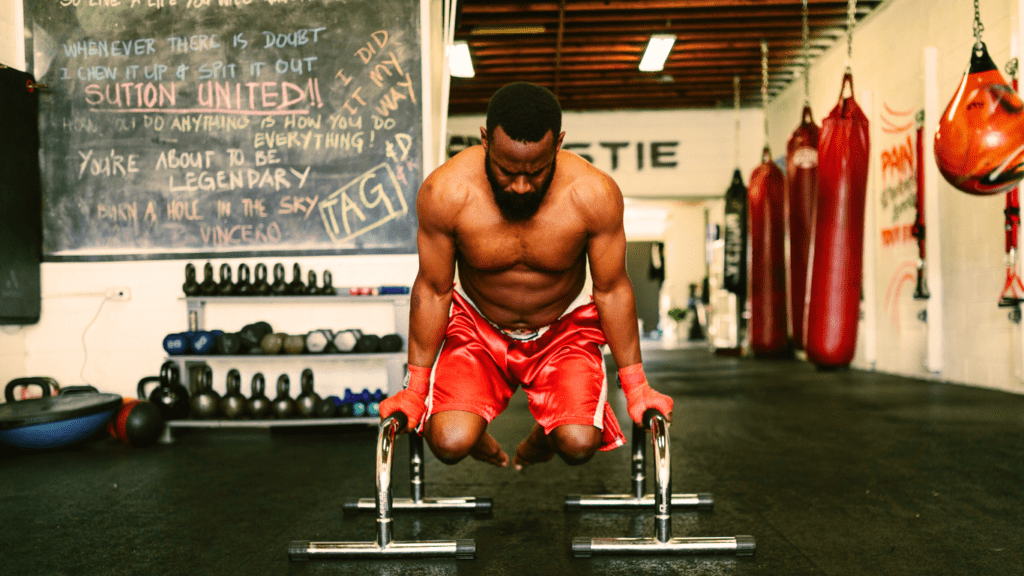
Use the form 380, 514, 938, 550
485, 148, 557, 222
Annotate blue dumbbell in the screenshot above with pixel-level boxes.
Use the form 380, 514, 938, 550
163, 333, 191, 355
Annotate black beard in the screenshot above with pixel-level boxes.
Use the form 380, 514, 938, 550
486, 151, 556, 222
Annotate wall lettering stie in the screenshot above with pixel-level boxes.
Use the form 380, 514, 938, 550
562, 141, 679, 171
25, 0, 423, 260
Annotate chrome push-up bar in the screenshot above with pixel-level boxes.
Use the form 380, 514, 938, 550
343, 425, 492, 515
570, 410, 755, 558
288, 413, 475, 560
566, 411, 713, 512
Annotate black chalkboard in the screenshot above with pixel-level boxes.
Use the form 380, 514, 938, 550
23, 0, 422, 260
0, 67, 42, 323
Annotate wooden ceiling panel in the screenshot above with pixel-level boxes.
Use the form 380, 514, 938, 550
447, 0, 883, 114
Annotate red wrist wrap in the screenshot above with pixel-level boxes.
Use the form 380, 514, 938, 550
406, 365, 431, 396
379, 365, 432, 429
617, 363, 673, 425
617, 363, 647, 391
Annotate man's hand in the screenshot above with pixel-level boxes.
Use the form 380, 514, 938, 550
379, 365, 431, 431
617, 363, 673, 426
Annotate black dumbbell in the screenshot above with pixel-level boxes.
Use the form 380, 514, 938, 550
354, 334, 381, 354
379, 333, 404, 353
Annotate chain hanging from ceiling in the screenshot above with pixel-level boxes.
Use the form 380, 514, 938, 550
761, 39, 769, 144
802, 0, 810, 105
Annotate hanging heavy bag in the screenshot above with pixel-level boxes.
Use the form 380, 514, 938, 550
785, 105, 820, 350
934, 42, 1024, 196
805, 73, 870, 368
722, 169, 748, 297
748, 147, 788, 357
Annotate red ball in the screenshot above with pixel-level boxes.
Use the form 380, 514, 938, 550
111, 399, 163, 448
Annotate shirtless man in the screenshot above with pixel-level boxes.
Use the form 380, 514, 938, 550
380, 82, 673, 470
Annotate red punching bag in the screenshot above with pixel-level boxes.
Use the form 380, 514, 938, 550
935, 42, 1024, 195
805, 73, 870, 368
785, 105, 820, 350
748, 146, 788, 357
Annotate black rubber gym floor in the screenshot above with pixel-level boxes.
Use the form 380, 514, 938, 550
3, 347, 1023, 575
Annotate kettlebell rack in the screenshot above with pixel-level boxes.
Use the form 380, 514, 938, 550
162, 294, 409, 440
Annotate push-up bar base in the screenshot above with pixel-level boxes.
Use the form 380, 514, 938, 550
573, 535, 755, 557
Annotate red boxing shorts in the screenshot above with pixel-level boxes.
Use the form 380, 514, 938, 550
426, 290, 626, 452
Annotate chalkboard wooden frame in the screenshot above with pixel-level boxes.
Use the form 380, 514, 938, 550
23, 0, 424, 261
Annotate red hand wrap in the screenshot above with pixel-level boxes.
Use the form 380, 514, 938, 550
617, 364, 673, 425
379, 365, 431, 430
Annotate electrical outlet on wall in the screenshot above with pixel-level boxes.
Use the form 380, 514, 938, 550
105, 287, 131, 301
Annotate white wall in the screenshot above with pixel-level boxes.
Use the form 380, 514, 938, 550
769, 0, 1024, 393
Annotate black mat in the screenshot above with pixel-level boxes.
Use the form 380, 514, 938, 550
3, 348, 1023, 575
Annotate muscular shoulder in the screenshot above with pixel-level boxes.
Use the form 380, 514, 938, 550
557, 150, 624, 232
417, 146, 486, 231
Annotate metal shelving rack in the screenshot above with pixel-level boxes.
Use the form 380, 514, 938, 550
161, 294, 409, 440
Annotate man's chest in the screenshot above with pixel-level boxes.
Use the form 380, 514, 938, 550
454, 216, 589, 273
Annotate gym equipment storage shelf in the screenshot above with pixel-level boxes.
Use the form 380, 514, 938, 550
168, 417, 379, 428
162, 294, 409, 439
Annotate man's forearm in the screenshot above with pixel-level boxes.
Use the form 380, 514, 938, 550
408, 276, 453, 368
593, 280, 642, 369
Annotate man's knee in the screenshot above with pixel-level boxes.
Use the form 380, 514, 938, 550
424, 411, 487, 465
550, 424, 601, 465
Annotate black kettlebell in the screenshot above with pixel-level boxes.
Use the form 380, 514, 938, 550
183, 263, 201, 296
235, 264, 253, 296
190, 365, 221, 419
272, 374, 294, 418
219, 369, 246, 419
305, 270, 320, 296
295, 368, 322, 418
321, 270, 337, 296
217, 264, 235, 296
253, 263, 272, 296
139, 362, 191, 421
247, 373, 271, 419
287, 263, 305, 295
270, 263, 288, 296
199, 262, 218, 296
315, 396, 340, 418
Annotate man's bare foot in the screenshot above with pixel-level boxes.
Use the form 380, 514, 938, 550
469, 432, 510, 467
513, 424, 555, 471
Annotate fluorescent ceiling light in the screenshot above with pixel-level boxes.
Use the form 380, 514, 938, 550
449, 40, 475, 78
639, 34, 676, 72
472, 26, 545, 35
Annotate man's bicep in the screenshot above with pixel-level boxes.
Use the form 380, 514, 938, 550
586, 181, 629, 293
417, 222, 457, 292
415, 180, 458, 294
588, 226, 628, 292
